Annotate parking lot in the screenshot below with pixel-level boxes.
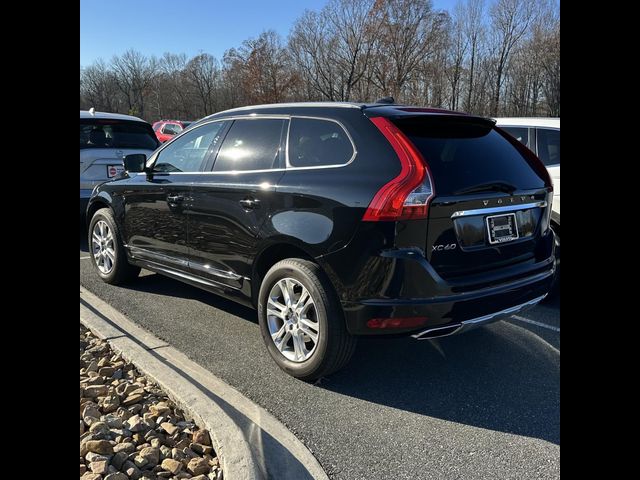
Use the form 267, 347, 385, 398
80, 227, 559, 479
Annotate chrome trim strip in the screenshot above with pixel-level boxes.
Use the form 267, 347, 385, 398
285, 115, 357, 169
206, 102, 362, 118
128, 246, 189, 268
188, 261, 243, 281
451, 201, 547, 218
412, 294, 547, 340
148, 261, 241, 290
128, 246, 245, 281
143, 114, 358, 175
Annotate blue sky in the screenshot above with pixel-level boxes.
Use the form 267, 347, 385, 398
80, 0, 458, 67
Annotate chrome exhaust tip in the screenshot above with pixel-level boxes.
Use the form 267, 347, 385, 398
412, 324, 462, 340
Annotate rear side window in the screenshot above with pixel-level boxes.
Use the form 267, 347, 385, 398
288, 117, 354, 167
213, 119, 285, 172
80, 119, 159, 150
536, 128, 560, 166
501, 126, 530, 148
394, 117, 546, 195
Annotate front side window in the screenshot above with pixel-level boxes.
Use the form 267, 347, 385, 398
213, 119, 285, 172
501, 126, 530, 149
536, 128, 560, 166
288, 117, 354, 167
152, 121, 226, 173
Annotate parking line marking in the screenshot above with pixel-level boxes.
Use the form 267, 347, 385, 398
80, 256, 91, 260
511, 315, 560, 332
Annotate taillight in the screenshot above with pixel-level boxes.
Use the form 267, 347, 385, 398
363, 117, 434, 221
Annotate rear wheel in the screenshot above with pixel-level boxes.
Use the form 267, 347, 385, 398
88, 208, 140, 285
257, 258, 357, 381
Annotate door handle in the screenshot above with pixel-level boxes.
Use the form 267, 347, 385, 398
167, 194, 184, 204
239, 198, 260, 210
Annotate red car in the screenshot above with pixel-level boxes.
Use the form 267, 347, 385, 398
152, 120, 193, 143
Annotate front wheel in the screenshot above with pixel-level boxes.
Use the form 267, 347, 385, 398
88, 208, 140, 285
257, 259, 357, 381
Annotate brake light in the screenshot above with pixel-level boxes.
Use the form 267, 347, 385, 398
363, 117, 434, 221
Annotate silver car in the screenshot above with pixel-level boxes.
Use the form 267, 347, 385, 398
80, 110, 159, 216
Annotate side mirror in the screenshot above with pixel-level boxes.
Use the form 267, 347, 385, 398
124, 154, 147, 173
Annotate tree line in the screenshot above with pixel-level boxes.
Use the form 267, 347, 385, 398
79, 0, 560, 123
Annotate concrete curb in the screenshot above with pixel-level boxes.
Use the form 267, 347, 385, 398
80, 285, 329, 480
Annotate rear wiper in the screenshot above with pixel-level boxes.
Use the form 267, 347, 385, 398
454, 181, 518, 195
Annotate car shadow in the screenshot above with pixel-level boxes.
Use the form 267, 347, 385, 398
127, 271, 259, 325
321, 321, 559, 445
80, 231, 559, 445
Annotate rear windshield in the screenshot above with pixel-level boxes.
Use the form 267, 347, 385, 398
80, 119, 159, 150
393, 116, 546, 195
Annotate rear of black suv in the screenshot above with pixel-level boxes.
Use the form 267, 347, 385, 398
87, 102, 555, 381
317, 106, 555, 338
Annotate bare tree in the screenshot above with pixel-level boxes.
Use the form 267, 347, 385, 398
80, 0, 559, 121
461, 0, 485, 112
111, 50, 159, 117
487, 0, 537, 115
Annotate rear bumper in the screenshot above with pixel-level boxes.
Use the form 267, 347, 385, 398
411, 293, 546, 340
320, 227, 556, 336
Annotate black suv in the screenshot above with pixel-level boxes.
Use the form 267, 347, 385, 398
87, 102, 555, 380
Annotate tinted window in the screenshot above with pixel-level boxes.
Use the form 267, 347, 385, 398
153, 121, 226, 173
536, 128, 560, 166
501, 126, 530, 148
288, 118, 354, 167
213, 119, 285, 172
80, 119, 159, 150
395, 117, 546, 195
162, 124, 182, 135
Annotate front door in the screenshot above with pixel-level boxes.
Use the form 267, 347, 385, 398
122, 121, 229, 270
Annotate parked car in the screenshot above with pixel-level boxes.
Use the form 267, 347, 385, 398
495, 117, 560, 296
87, 102, 556, 380
152, 120, 193, 143
81, 110, 159, 216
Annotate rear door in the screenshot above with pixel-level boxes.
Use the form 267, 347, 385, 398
188, 117, 287, 288
121, 121, 228, 270
392, 116, 552, 281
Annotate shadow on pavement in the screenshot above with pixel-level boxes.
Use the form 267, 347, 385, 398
80, 230, 559, 446
322, 321, 559, 445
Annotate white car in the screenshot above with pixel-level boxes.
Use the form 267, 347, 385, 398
80, 109, 159, 216
496, 117, 560, 298
494, 118, 560, 229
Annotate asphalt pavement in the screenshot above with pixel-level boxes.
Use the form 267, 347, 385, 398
80, 227, 559, 479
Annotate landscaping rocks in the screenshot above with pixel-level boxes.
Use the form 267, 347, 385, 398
80, 323, 221, 479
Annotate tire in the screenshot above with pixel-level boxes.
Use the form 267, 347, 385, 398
257, 258, 357, 381
88, 208, 140, 285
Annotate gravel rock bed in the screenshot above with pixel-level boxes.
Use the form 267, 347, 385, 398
80, 324, 223, 480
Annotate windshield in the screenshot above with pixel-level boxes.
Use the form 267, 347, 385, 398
80, 119, 159, 150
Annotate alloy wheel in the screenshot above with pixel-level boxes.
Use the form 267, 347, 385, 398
267, 278, 320, 362
92, 220, 115, 274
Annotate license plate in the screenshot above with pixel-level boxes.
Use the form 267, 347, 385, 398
107, 165, 125, 178
486, 213, 519, 244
